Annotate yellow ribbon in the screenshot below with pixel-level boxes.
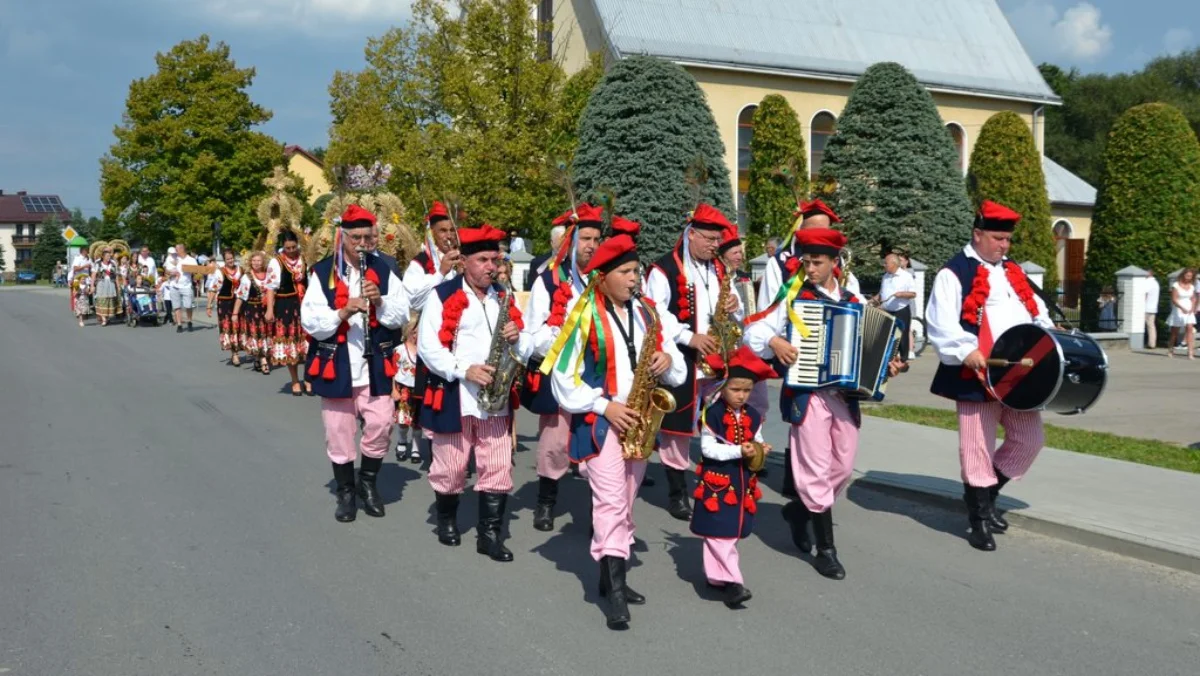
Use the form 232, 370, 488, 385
783, 274, 811, 339
540, 282, 598, 385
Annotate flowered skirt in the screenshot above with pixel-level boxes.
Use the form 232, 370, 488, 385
94, 277, 119, 318
240, 301, 273, 359
270, 295, 307, 365
394, 386, 414, 426
74, 291, 92, 318
216, 298, 241, 352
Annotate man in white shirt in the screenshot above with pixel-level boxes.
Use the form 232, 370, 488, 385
165, 243, 198, 332
137, 246, 157, 282
876, 251, 917, 362
1144, 268, 1161, 349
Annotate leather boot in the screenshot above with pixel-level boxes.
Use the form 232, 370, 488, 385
664, 468, 692, 521
357, 456, 385, 518
987, 469, 1011, 533
434, 492, 461, 546
722, 583, 752, 608
811, 509, 846, 580
600, 556, 631, 629
476, 492, 514, 562
964, 484, 996, 551
533, 476, 558, 532
781, 446, 798, 499
332, 461, 357, 523
599, 560, 645, 605
782, 500, 813, 554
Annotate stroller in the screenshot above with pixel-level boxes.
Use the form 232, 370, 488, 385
125, 285, 163, 327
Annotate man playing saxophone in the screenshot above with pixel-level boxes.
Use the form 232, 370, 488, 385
547, 235, 687, 630
418, 224, 533, 563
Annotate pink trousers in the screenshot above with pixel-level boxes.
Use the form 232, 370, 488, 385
957, 401, 1044, 487
789, 391, 859, 513
586, 429, 648, 561
429, 416, 514, 494
321, 386, 394, 464
703, 538, 743, 585
536, 411, 571, 480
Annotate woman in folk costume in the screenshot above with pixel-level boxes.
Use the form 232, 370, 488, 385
205, 249, 244, 365
926, 200, 1054, 552
233, 252, 275, 375
745, 228, 904, 580
548, 235, 688, 630
301, 205, 410, 523
692, 346, 775, 609
267, 231, 311, 396
521, 203, 604, 532
418, 224, 532, 561
92, 247, 121, 326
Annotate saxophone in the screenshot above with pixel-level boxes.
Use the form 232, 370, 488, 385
476, 291, 526, 413
620, 293, 677, 460
700, 270, 742, 377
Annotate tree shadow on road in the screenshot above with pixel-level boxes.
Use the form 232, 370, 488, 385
844, 473, 1029, 541
662, 532, 727, 604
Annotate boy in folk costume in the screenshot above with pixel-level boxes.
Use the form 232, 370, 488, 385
418, 224, 533, 563
300, 205, 411, 523
521, 204, 604, 532
645, 203, 744, 521
691, 346, 774, 609
547, 235, 688, 629
926, 200, 1053, 552
745, 228, 903, 580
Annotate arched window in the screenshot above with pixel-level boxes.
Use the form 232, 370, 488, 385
946, 123, 966, 174
737, 104, 758, 229
810, 111, 837, 181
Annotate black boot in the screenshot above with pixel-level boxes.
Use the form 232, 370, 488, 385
811, 509, 846, 580
987, 469, 1011, 533
964, 485, 997, 551
332, 461, 357, 523
781, 446, 798, 499
476, 492, 513, 562
664, 468, 692, 521
599, 556, 631, 629
722, 583, 752, 608
533, 476, 558, 532
599, 559, 646, 605
357, 456, 385, 518
782, 500, 813, 554
434, 492, 461, 546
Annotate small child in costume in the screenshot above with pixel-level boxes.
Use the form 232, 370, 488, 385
392, 319, 420, 463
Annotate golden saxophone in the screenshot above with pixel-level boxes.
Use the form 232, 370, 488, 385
620, 292, 677, 461
700, 269, 742, 377
476, 290, 525, 413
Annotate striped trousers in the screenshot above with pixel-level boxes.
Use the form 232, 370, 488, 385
535, 411, 571, 481
429, 415, 514, 494
957, 401, 1044, 488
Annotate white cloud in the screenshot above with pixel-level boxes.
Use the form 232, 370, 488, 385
1163, 27, 1194, 56
1005, 1, 1113, 64
198, 0, 413, 28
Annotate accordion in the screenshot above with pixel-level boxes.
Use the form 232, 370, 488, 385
784, 299, 903, 401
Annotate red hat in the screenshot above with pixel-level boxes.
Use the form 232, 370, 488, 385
726, 345, 777, 382
610, 216, 642, 238
795, 199, 841, 224
717, 224, 742, 254
457, 224, 507, 256
426, 201, 450, 224
582, 235, 638, 275
795, 227, 846, 258
340, 204, 377, 228
974, 200, 1021, 232
689, 203, 734, 231
552, 203, 604, 227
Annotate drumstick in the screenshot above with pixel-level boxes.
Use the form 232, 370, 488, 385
986, 358, 1034, 368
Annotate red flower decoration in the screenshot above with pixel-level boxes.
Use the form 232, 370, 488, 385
721, 408, 754, 445
962, 266, 991, 327
676, 274, 692, 322
1004, 261, 1041, 318
439, 290, 470, 349
785, 256, 801, 277
504, 292, 525, 331
546, 281, 573, 328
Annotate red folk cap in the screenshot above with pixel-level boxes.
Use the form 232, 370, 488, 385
610, 216, 642, 238
457, 224, 507, 256
726, 345, 777, 382
689, 203, 734, 231
974, 200, 1021, 232
794, 199, 841, 224
795, 227, 846, 257
582, 234, 638, 275
426, 201, 450, 223
717, 224, 742, 254
340, 204, 377, 228
552, 203, 604, 226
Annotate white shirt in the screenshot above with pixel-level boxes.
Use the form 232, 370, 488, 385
1145, 276, 1161, 314
417, 282, 534, 420
235, 271, 271, 302
164, 255, 197, 290
268, 255, 305, 293
879, 268, 916, 312
925, 245, 1053, 366
757, 250, 861, 309
393, 343, 418, 387
70, 255, 92, 276
137, 255, 157, 280
300, 265, 410, 388
701, 408, 767, 462
551, 298, 688, 417
509, 237, 527, 253
402, 256, 458, 311
745, 278, 843, 359
645, 256, 744, 371
523, 264, 589, 359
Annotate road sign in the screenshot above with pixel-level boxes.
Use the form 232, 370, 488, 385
61, 226, 77, 241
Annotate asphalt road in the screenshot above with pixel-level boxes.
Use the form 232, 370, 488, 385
2, 288, 1198, 676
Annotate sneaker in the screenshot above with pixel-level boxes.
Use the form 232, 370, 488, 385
187, 322, 193, 332
395, 443, 407, 461
408, 447, 421, 464
176, 325, 183, 334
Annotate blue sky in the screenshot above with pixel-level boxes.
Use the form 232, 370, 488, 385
0, 0, 1196, 217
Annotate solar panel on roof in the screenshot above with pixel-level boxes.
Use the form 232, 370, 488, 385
20, 195, 65, 213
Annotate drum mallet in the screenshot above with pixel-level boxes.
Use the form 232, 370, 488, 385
986, 358, 1034, 367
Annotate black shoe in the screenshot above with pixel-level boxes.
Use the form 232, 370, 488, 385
533, 476, 558, 532
664, 468, 692, 521
811, 509, 846, 579
599, 556, 630, 629
176, 325, 183, 334
782, 500, 813, 554
476, 492, 513, 562
332, 461, 357, 523
434, 492, 461, 546
722, 583, 752, 608
187, 321, 193, 332
599, 561, 646, 605
987, 470, 1011, 533
964, 484, 997, 551
641, 474, 656, 488
357, 456, 385, 518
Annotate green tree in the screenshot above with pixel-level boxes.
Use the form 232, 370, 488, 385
32, 216, 66, 279
84, 216, 102, 240
574, 55, 734, 263
68, 208, 91, 240
100, 35, 281, 252
819, 62, 972, 272
548, 51, 606, 164
967, 111, 1059, 290
95, 218, 126, 242
1084, 103, 1200, 288
746, 94, 807, 256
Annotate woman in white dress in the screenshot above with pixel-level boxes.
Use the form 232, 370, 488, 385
1166, 267, 1196, 359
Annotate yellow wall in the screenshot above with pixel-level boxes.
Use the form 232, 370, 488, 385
1052, 204, 1093, 282
553, 0, 610, 75
287, 153, 331, 204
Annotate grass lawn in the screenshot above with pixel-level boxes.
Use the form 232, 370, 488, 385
863, 404, 1200, 475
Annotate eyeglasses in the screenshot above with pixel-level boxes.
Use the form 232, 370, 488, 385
692, 231, 722, 245
345, 233, 377, 243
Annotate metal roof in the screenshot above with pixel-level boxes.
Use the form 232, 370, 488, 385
591, 0, 1060, 104
1042, 156, 1096, 207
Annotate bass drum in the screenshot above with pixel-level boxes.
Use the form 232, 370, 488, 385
986, 325, 1108, 415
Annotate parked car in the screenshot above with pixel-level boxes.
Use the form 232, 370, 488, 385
16, 271, 38, 284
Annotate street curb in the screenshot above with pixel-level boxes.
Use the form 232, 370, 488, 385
852, 476, 1200, 576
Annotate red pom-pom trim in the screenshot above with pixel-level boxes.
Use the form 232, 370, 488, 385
307, 358, 321, 377
321, 359, 336, 381
439, 290, 470, 349
785, 257, 801, 277
546, 281, 573, 328
704, 496, 719, 513
723, 490, 739, 506
963, 266, 991, 327
1004, 261, 1041, 318
693, 485, 706, 500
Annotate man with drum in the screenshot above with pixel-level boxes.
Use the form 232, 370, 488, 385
926, 200, 1053, 552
